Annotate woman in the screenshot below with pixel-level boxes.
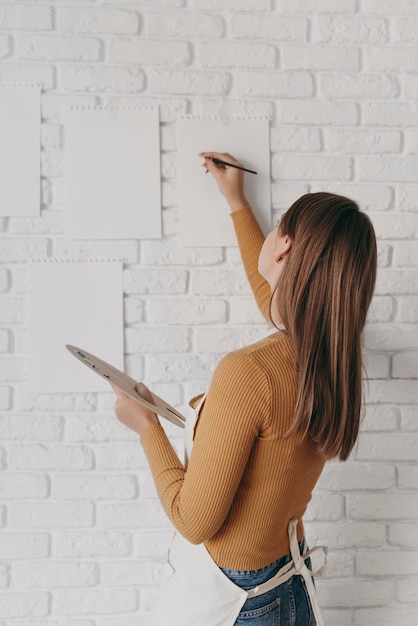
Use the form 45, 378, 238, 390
112, 152, 377, 626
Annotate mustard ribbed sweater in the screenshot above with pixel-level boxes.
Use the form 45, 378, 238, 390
141, 207, 326, 570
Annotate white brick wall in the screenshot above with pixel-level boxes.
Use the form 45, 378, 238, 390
0, 2, 417, 625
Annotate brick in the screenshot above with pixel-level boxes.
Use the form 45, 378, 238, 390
363, 0, 418, 12
124, 268, 187, 295
125, 327, 190, 353
0, 238, 48, 262
362, 405, 399, 431
364, 324, 417, 351
197, 41, 276, 69
10, 501, 94, 529
324, 128, 401, 154
55, 240, 138, 264
17, 35, 101, 62
317, 462, 395, 491
65, 415, 135, 442
305, 493, 344, 521
60, 65, 145, 93
404, 130, 418, 154
376, 269, 418, 296
318, 549, 354, 578
363, 101, 418, 126
393, 241, 418, 266
396, 185, 418, 211
355, 433, 418, 461
0, 63, 54, 89
398, 464, 418, 489
357, 156, 418, 182
312, 16, 387, 43
393, 17, 418, 42
389, 523, 418, 547
357, 549, 418, 576
393, 352, 418, 379
191, 97, 273, 119
149, 69, 230, 95
354, 608, 418, 626
306, 522, 386, 549
40, 124, 62, 150
0, 35, 9, 57
191, 269, 250, 296
146, 353, 219, 383
366, 46, 418, 71
195, 326, 265, 353
190, 0, 270, 8
279, 100, 358, 125
231, 14, 307, 41
397, 579, 418, 603
275, 0, 356, 10
95, 443, 147, 471
347, 493, 418, 519
235, 71, 312, 97
310, 183, 393, 211
282, 46, 360, 71
400, 405, 418, 431
322, 610, 352, 626
13, 561, 97, 588
141, 240, 222, 266
100, 560, 161, 586
373, 212, 418, 239
317, 579, 392, 608
0, 473, 49, 499
271, 127, 321, 153
97, 502, 170, 529
6, 414, 63, 441
53, 531, 132, 558
366, 379, 418, 404
0, 592, 49, 618
147, 11, 224, 37
52, 588, 137, 615
0, 533, 49, 559
322, 73, 398, 99
137, 530, 173, 557
52, 475, 137, 500
124, 297, 144, 324
272, 154, 352, 181
9, 619, 94, 626
229, 297, 266, 324
109, 38, 190, 66
148, 298, 226, 326
116, 0, 183, 5
0, 386, 11, 410
0, 268, 9, 291
0, 561, 8, 586
0, 328, 10, 352
0, 5, 52, 30
8, 444, 94, 470
56, 7, 139, 34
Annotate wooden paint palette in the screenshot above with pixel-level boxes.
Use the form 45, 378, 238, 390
66, 345, 185, 428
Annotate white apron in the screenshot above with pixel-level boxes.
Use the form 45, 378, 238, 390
150, 394, 327, 626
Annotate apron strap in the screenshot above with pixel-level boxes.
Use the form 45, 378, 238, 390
246, 519, 327, 626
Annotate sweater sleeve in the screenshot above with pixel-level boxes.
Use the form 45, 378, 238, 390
140, 350, 271, 544
231, 207, 272, 321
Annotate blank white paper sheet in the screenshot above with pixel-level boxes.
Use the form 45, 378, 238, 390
178, 117, 271, 247
0, 83, 40, 217
66, 107, 161, 239
28, 259, 123, 393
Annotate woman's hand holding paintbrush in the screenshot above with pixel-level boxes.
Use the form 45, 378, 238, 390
200, 151, 251, 213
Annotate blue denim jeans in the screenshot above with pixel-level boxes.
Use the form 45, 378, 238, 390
221, 541, 316, 626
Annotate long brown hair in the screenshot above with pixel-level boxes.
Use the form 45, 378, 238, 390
273, 193, 377, 461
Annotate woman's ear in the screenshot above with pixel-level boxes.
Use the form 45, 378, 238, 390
275, 235, 292, 263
